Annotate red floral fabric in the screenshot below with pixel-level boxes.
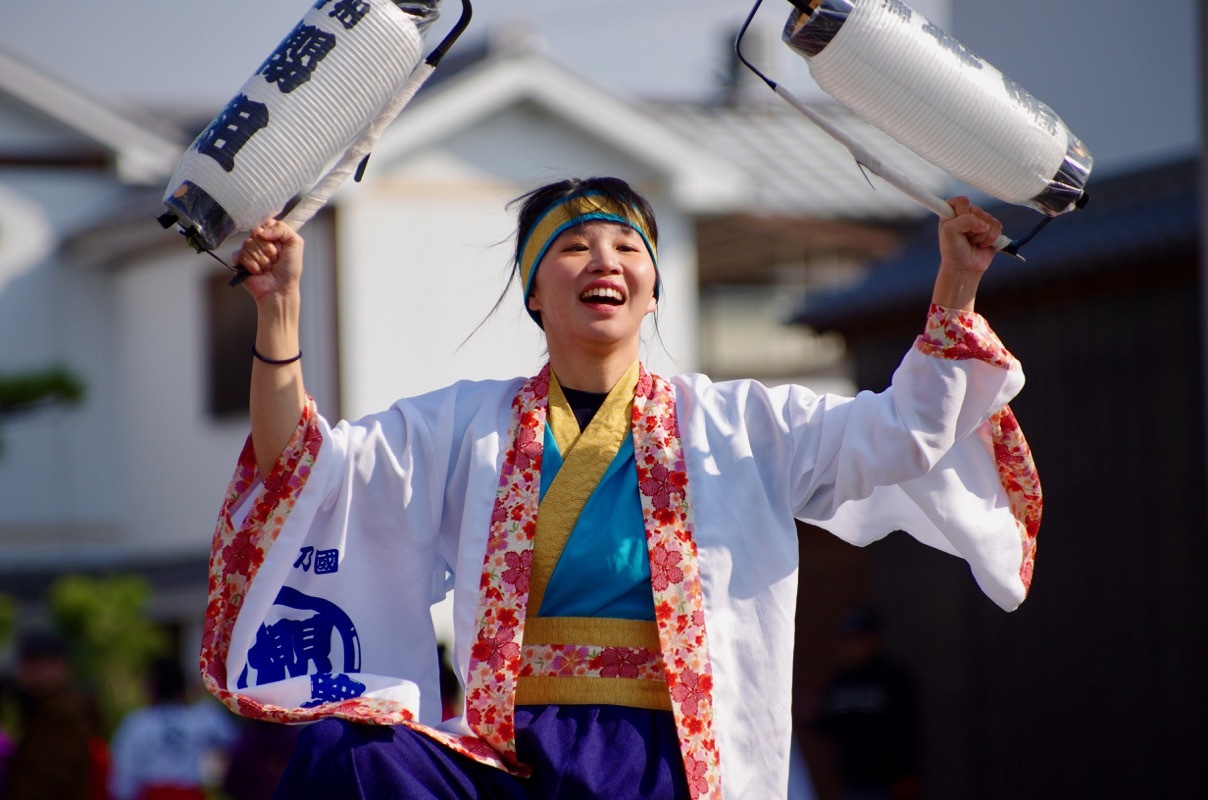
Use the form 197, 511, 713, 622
459, 363, 722, 798
915, 304, 1042, 592
518, 644, 665, 681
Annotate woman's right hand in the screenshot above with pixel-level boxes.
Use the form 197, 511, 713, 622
232, 219, 304, 303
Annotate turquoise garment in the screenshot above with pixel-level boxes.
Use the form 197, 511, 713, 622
536, 424, 656, 621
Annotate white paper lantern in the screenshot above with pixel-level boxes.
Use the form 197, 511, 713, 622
162, 0, 430, 251
783, 0, 1091, 215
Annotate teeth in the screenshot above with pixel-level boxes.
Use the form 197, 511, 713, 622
581, 287, 623, 303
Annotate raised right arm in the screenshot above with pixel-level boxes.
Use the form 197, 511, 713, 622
231, 220, 307, 476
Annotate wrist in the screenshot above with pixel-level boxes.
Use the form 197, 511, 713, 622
255, 288, 300, 329
255, 295, 301, 353
254, 284, 301, 314
930, 265, 981, 312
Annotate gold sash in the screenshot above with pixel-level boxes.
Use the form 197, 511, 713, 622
518, 362, 670, 711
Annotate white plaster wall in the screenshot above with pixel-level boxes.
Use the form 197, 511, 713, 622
100, 216, 339, 559
337, 174, 542, 416
0, 174, 129, 541
0, 237, 248, 562
334, 109, 701, 420
0, 197, 333, 564
108, 249, 248, 557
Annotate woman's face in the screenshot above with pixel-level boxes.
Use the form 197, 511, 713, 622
526, 220, 658, 356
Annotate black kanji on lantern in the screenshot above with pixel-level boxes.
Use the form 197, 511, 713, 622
328, 0, 371, 30
194, 94, 270, 172
259, 22, 337, 93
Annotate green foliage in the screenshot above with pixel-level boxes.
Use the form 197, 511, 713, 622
0, 366, 85, 417
0, 593, 13, 651
0, 594, 16, 736
48, 574, 168, 734
0, 365, 86, 456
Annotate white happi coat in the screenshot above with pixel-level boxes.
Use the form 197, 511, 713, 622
206, 309, 1036, 799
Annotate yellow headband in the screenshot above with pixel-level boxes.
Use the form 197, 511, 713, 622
519, 193, 658, 323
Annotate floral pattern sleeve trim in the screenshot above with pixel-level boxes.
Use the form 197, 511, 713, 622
202, 399, 321, 717
915, 303, 1017, 369
914, 303, 1041, 595
989, 405, 1040, 593
199, 399, 424, 727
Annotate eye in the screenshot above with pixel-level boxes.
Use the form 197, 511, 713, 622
555, 236, 588, 252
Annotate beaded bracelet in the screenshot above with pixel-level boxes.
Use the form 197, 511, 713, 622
251, 345, 302, 365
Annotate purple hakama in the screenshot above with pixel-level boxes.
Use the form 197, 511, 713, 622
273, 705, 690, 799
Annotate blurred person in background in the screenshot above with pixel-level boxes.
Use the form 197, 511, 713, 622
3, 632, 94, 800
814, 607, 920, 800
220, 719, 303, 800
107, 657, 237, 800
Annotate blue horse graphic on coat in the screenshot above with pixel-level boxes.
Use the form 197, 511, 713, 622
237, 585, 366, 706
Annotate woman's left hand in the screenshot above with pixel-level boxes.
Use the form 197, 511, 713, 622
931, 196, 1004, 312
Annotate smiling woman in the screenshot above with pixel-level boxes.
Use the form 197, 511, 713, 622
515, 179, 662, 392
203, 174, 1042, 799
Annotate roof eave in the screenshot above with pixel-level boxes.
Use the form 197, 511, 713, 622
0, 46, 186, 185
366, 52, 753, 212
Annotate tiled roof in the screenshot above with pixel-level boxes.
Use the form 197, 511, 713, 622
792, 155, 1200, 329
394, 34, 951, 223
650, 98, 950, 221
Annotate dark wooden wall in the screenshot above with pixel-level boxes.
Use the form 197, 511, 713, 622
801, 248, 1208, 799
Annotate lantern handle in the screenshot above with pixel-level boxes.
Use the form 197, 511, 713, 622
734, 0, 1023, 259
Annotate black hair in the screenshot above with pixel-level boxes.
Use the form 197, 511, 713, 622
148, 657, 188, 704
462, 176, 664, 344
509, 176, 660, 273
17, 631, 70, 661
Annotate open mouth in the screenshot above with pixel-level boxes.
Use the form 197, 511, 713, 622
580, 287, 624, 306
